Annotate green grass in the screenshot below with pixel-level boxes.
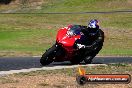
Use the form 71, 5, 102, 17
32, 0, 132, 13
0, 0, 131, 56
0, 27, 56, 56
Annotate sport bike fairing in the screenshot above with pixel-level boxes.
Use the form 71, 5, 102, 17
56, 25, 82, 48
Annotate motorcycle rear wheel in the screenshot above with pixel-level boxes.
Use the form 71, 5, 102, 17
40, 45, 56, 66
84, 55, 95, 64
70, 56, 83, 64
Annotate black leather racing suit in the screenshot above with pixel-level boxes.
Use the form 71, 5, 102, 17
76, 26, 104, 62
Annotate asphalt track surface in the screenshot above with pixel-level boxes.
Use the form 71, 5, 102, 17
0, 56, 131, 71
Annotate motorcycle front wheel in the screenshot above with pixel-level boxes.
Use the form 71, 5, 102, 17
40, 45, 56, 66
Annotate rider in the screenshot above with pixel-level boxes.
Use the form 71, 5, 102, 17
76, 19, 104, 63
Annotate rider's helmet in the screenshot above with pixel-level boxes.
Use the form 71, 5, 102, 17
88, 19, 99, 29
87, 19, 99, 36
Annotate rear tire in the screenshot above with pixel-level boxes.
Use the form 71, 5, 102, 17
84, 55, 95, 64
40, 45, 56, 66
70, 59, 81, 64
83, 46, 102, 64
70, 56, 82, 64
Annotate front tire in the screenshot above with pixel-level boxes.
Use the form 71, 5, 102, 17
40, 45, 56, 66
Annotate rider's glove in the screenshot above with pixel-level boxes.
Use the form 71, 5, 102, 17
76, 44, 85, 49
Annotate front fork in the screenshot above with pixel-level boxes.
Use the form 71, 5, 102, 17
54, 43, 66, 57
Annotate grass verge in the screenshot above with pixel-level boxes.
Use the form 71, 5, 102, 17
0, 13, 131, 56
0, 0, 131, 56
0, 64, 132, 88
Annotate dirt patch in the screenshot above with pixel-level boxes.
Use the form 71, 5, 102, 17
0, 74, 78, 88
0, 73, 131, 88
